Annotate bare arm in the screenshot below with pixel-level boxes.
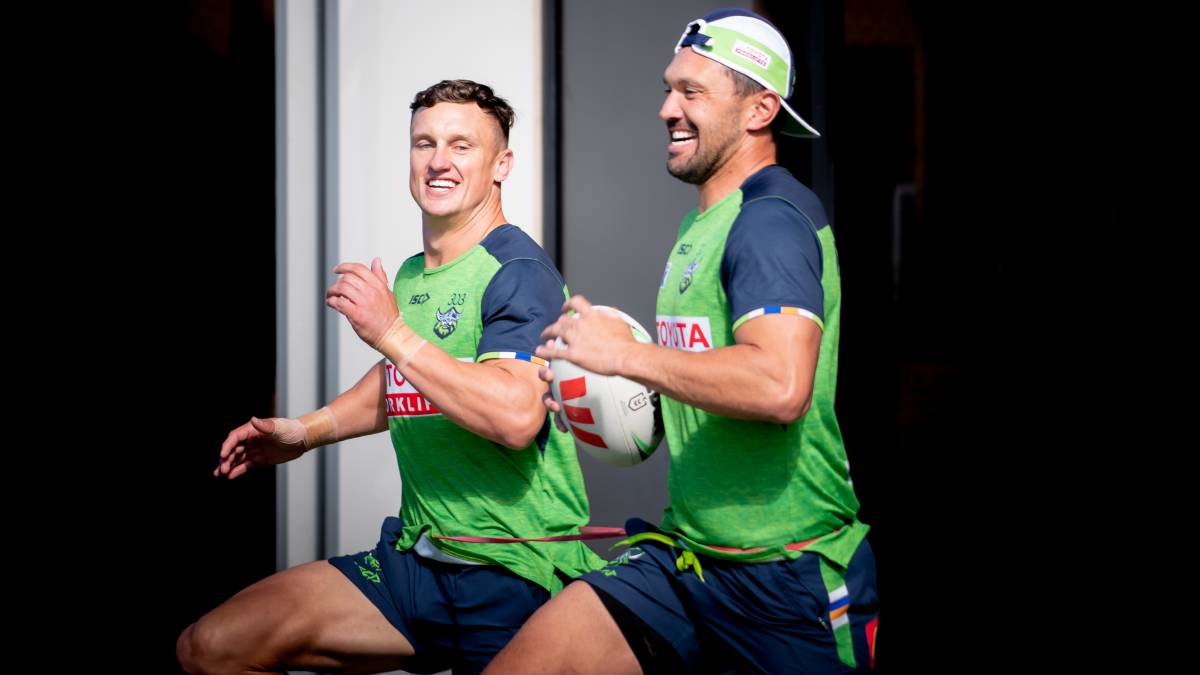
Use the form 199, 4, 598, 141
214, 361, 389, 479
327, 258, 547, 450
536, 296, 820, 424
324, 360, 390, 439
390, 350, 547, 449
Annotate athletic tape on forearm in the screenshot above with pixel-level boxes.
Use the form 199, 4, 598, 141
297, 406, 340, 449
373, 316, 427, 371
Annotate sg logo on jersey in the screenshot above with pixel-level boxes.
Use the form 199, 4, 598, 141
433, 306, 462, 339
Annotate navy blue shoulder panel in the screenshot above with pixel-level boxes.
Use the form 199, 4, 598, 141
477, 225, 567, 359
738, 165, 829, 229
479, 224, 559, 270
721, 166, 827, 326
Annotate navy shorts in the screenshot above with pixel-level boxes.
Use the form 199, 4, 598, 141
328, 516, 551, 674
580, 518, 879, 674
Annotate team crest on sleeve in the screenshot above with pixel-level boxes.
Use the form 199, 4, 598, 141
679, 259, 700, 294
433, 306, 462, 339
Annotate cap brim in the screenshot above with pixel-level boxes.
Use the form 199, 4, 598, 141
779, 97, 821, 138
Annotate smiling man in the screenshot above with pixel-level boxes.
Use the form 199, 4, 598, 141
486, 10, 878, 674
178, 80, 602, 675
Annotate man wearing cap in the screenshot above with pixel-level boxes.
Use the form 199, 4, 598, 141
178, 79, 602, 675
486, 9, 878, 674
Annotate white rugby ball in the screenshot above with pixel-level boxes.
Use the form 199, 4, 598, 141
550, 307, 663, 467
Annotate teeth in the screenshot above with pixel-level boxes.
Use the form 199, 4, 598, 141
429, 179, 456, 188
671, 131, 696, 141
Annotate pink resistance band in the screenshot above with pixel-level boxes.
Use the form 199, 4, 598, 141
705, 533, 824, 554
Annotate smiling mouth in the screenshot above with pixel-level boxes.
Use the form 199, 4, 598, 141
669, 129, 697, 149
426, 178, 458, 194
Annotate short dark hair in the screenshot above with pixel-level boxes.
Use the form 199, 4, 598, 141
727, 68, 765, 98
727, 68, 787, 139
410, 79, 515, 145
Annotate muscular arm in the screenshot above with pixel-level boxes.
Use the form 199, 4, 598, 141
622, 313, 819, 423
539, 195, 828, 425
387, 350, 547, 449
324, 360, 390, 440
328, 257, 552, 450
538, 298, 819, 424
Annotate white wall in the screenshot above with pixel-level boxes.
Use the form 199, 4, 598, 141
277, 0, 324, 569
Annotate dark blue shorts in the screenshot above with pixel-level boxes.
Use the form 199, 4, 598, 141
580, 518, 879, 674
328, 516, 551, 674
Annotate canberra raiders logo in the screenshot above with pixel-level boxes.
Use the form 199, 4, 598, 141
433, 306, 462, 339
679, 260, 700, 294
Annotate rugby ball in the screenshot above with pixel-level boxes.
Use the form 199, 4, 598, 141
550, 307, 663, 467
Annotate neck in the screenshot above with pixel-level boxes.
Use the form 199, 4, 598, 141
422, 188, 507, 267
697, 137, 776, 212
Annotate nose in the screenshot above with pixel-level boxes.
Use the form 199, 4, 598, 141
429, 143, 452, 172
659, 90, 682, 125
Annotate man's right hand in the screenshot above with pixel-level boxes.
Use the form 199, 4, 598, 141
214, 417, 308, 480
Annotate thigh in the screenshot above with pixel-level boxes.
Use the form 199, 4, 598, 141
191, 559, 415, 674
483, 580, 642, 675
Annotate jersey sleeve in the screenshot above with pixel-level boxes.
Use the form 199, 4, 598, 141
476, 258, 567, 365
720, 197, 826, 332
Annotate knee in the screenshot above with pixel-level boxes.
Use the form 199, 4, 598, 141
176, 620, 231, 674
176, 623, 201, 673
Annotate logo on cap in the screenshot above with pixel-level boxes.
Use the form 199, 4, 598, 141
733, 40, 770, 68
